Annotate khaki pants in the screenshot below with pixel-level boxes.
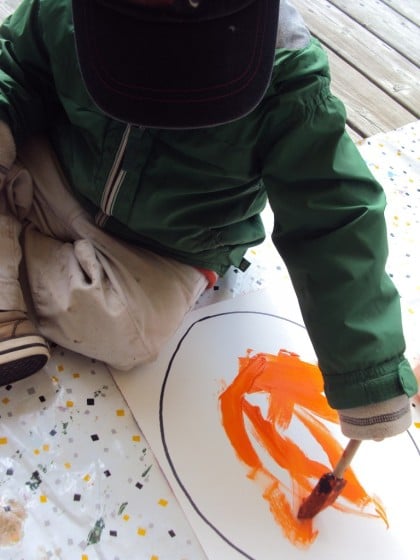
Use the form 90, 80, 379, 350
0, 137, 207, 370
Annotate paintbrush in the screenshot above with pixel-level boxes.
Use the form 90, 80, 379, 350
297, 438, 362, 519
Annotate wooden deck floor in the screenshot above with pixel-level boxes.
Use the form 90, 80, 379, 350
295, 0, 420, 139
1, 0, 419, 140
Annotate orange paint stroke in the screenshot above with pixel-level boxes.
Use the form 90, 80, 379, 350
219, 349, 388, 548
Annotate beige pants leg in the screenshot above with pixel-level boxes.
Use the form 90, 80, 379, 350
0, 136, 207, 370
0, 213, 26, 311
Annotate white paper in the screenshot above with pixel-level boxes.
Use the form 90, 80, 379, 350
111, 290, 419, 560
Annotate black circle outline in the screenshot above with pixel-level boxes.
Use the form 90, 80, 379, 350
159, 310, 306, 558
159, 310, 420, 558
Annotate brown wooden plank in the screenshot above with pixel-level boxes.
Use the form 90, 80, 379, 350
345, 125, 363, 143
381, 0, 420, 27
294, 0, 420, 117
0, 1, 17, 21
0, 7, 10, 21
325, 46, 416, 137
329, 0, 420, 66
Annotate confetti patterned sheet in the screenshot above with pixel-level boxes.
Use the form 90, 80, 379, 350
0, 121, 419, 559
0, 349, 207, 560
365, 121, 420, 451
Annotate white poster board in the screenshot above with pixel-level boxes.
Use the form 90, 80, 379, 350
111, 290, 419, 560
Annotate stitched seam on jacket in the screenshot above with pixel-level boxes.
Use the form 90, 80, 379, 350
340, 405, 409, 426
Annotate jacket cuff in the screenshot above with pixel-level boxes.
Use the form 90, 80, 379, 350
338, 395, 412, 440
323, 357, 418, 409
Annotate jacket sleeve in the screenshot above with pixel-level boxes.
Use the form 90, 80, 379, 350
0, 0, 58, 145
261, 55, 417, 410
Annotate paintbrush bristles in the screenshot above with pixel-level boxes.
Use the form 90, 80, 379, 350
297, 474, 347, 519
297, 439, 362, 520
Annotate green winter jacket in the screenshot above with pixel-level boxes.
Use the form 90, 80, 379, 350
0, 0, 417, 409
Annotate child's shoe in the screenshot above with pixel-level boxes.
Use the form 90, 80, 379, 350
0, 311, 50, 386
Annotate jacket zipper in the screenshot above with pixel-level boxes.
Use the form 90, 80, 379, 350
96, 123, 131, 227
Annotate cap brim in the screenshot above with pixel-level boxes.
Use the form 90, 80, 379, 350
72, 0, 279, 128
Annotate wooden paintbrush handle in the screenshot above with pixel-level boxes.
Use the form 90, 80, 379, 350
333, 439, 362, 479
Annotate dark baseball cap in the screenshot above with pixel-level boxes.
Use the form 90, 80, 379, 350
71, 0, 280, 128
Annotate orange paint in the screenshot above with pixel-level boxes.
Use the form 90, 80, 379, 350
219, 349, 388, 548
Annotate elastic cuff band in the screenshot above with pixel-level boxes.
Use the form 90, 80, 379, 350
338, 394, 412, 440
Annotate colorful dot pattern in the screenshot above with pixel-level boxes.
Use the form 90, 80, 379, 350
356, 122, 420, 447
357, 123, 420, 363
0, 348, 206, 559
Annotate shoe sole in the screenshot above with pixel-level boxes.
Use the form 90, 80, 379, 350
0, 335, 50, 386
